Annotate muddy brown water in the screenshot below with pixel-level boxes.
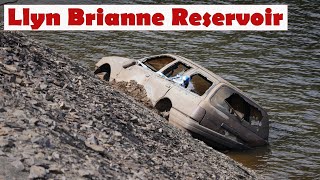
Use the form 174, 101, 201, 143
1, 0, 319, 179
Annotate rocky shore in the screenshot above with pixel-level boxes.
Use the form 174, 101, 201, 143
0, 31, 258, 179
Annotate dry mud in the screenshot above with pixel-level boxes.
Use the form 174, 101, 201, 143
0, 31, 258, 179
110, 80, 153, 109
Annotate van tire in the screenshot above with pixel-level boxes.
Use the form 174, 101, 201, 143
155, 98, 172, 119
94, 64, 111, 81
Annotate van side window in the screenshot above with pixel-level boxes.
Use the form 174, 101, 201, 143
211, 86, 263, 125
187, 74, 213, 96
162, 62, 191, 78
143, 56, 175, 72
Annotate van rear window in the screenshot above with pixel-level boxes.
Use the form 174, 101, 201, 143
211, 86, 263, 125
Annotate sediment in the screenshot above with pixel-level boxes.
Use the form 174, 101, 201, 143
0, 31, 258, 179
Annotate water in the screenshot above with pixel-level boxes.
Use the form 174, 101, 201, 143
1, 0, 319, 179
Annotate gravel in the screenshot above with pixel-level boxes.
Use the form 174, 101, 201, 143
0, 31, 258, 179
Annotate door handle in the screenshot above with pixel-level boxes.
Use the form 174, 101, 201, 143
145, 74, 150, 77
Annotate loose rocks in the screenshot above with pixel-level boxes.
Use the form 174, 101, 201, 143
29, 165, 46, 179
0, 31, 258, 179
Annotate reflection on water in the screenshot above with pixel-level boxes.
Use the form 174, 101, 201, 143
1, 0, 319, 179
227, 147, 272, 170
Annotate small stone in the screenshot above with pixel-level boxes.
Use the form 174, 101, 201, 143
29, 165, 46, 179
59, 102, 68, 110
47, 156, 52, 161
39, 83, 48, 90
41, 117, 54, 126
77, 135, 86, 142
28, 118, 39, 125
21, 130, 38, 141
0, 126, 10, 136
52, 152, 60, 160
25, 157, 35, 166
143, 124, 155, 131
0, 150, 5, 156
15, 77, 22, 84
9, 75, 16, 83
34, 152, 45, 160
113, 131, 122, 137
45, 78, 54, 83
130, 116, 138, 123
85, 141, 105, 153
45, 94, 54, 101
78, 169, 96, 177
4, 64, 17, 72
12, 55, 19, 61
4, 58, 13, 65
49, 164, 63, 174
29, 100, 39, 105
0, 138, 9, 147
12, 109, 26, 119
22, 148, 35, 158
87, 134, 98, 145
158, 128, 163, 133
11, 160, 25, 171
32, 137, 51, 148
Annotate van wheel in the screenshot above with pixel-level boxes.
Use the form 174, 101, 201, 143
94, 64, 111, 81
155, 98, 172, 120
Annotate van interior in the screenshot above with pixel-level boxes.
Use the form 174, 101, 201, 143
212, 86, 263, 126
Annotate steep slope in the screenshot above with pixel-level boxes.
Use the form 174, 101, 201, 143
0, 31, 257, 179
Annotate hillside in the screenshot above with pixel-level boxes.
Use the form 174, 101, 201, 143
0, 31, 257, 179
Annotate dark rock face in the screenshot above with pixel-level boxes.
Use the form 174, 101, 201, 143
0, 31, 258, 179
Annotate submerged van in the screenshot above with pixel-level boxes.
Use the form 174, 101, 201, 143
95, 54, 269, 150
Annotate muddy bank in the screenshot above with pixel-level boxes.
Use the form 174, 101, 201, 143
0, 31, 258, 179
